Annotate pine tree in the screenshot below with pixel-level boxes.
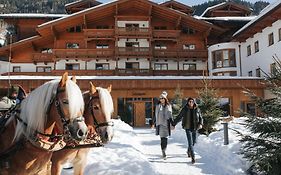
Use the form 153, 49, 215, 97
197, 78, 224, 136
171, 84, 183, 118
240, 58, 281, 175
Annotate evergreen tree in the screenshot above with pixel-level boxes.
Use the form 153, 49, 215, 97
197, 78, 224, 136
240, 58, 281, 175
171, 84, 183, 118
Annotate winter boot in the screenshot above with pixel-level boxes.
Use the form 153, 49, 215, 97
162, 149, 167, 160
191, 156, 195, 164
187, 149, 191, 157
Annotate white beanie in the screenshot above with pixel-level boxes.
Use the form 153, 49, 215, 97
159, 91, 168, 99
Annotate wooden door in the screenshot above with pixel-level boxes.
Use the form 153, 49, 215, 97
134, 102, 146, 127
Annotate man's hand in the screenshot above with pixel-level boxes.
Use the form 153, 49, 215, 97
198, 124, 203, 129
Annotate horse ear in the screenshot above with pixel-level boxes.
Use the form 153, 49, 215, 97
71, 76, 77, 84
59, 72, 68, 87
89, 81, 97, 94
107, 84, 112, 93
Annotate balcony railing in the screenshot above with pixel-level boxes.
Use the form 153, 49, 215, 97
152, 49, 208, 59
53, 49, 114, 59
153, 50, 178, 58
178, 50, 208, 59
83, 29, 115, 39
116, 27, 151, 37
116, 47, 151, 57
153, 30, 180, 40
2, 69, 206, 76
32, 53, 54, 62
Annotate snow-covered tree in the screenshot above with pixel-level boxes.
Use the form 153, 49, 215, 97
197, 78, 224, 136
171, 84, 183, 118
240, 58, 281, 175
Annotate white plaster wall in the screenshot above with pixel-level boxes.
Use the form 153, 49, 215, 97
117, 39, 149, 47
208, 42, 240, 76
178, 60, 207, 70
241, 20, 281, 77
0, 61, 9, 74
117, 21, 149, 28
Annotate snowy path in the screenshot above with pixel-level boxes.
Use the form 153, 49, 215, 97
134, 128, 204, 175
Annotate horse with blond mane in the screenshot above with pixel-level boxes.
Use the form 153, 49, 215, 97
51, 82, 114, 175
0, 73, 88, 175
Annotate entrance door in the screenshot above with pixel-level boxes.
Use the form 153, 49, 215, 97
133, 102, 146, 127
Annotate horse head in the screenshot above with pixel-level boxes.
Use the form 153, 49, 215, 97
13, 72, 88, 151
84, 82, 114, 143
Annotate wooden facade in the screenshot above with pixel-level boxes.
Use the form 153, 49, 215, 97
0, 0, 265, 126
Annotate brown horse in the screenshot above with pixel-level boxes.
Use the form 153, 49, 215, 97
51, 82, 114, 175
0, 72, 88, 175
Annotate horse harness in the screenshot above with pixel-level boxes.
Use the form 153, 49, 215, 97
0, 87, 76, 170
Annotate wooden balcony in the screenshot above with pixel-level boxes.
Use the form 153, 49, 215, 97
83, 29, 115, 40
116, 47, 151, 57
153, 50, 178, 58
153, 70, 205, 76
2, 69, 206, 76
53, 49, 114, 59
178, 50, 208, 59
116, 27, 151, 37
32, 53, 54, 62
152, 30, 180, 41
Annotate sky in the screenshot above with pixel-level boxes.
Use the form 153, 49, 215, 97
61, 117, 250, 175
98, 0, 276, 6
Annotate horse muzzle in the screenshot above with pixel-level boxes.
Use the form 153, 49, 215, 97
68, 116, 88, 141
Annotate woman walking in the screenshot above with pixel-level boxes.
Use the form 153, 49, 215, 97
154, 91, 173, 159
173, 97, 203, 164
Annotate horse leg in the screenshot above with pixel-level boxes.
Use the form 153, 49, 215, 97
73, 148, 90, 175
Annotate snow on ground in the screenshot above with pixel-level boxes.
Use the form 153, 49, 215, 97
62, 118, 250, 175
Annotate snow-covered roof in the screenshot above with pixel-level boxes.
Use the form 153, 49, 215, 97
200, 2, 226, 17
0, 13, 68, 18
38, 0, 118, 28
195, 15, 256, 22
233, 0, 281, 37
0, 75, 264, 80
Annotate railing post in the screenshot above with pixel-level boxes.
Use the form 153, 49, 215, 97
222, 122, 229, 145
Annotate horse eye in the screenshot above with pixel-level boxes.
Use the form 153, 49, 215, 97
62, 99, 69, 105
93, 106, 99, 110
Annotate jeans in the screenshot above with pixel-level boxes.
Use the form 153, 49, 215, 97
185, 129, 197, 158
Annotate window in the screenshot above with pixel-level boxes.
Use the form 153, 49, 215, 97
248, 71, 252, 77
212, 49, 236, 69
268, 32, 274, 46
96, 63, 109, 70
154, 26, 167, 30
240, 101, 256, 116
65, 63, 79, 70
254, 41, 259, 53
66, 43, 79, 49
247, 45, 251, 56
154, 63, 168, 70
67, 26, 82, 33
36, 66, 51, 72
13, 66, 21, 72
182, 27, 195, 35
271, 63, 276, 75
96, 44, 109, 49
279, 28, 281, 41
183, 44, 195, 50
183, 63, 196, 70
126, 42, 139, 48
126, 24, 139, 31
155, 44, 167, 50
41, 48, 52, 53
256, 68, 261, 77
126, 62, 139, 69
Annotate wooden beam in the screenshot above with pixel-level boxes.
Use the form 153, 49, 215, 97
31, 42, 37, 51
51, 26, 58, 39
83, 14, 88, 29
176, 16, 181, 29
115, 4, 118, 15
148, 4, 152, 16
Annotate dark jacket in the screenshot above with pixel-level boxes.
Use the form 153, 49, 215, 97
173, 105, 203, 130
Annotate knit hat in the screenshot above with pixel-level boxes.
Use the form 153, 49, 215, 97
159, 91, 168, 99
